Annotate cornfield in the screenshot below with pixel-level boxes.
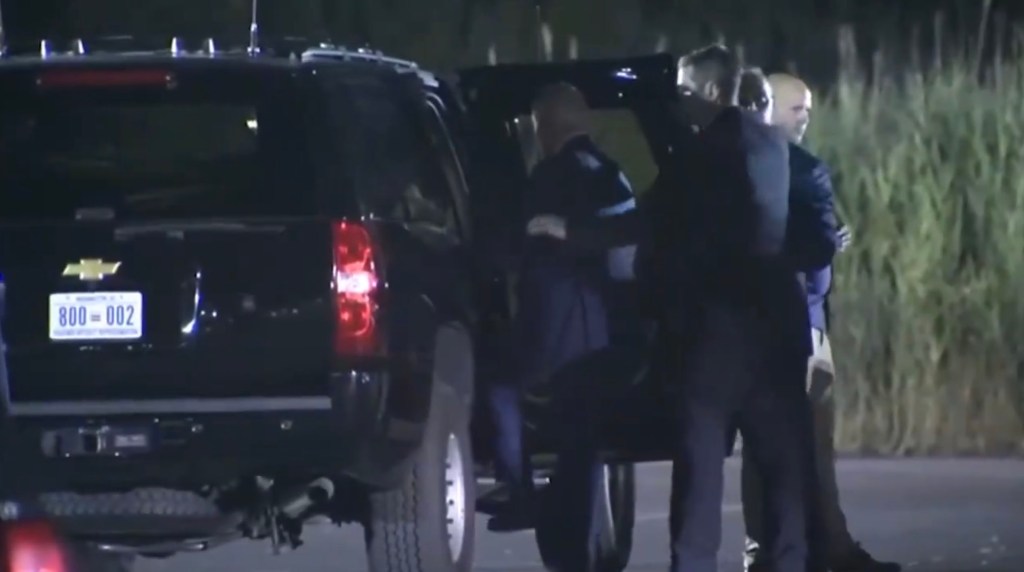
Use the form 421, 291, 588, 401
815, 26, 1024, 455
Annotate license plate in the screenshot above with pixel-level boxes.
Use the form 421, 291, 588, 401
49, 291, 143, 341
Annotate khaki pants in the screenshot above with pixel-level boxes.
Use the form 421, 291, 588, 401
742, 329, 856, 568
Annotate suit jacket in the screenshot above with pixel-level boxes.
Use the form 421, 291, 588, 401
511, 135, 631, 384
786, 143, 837, 332
699, 108, 811, 359
564, 105, 837, 359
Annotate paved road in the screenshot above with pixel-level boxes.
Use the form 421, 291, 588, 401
138, 459, 1024, 572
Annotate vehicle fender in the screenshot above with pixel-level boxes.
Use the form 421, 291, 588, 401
432, 322, 474, 411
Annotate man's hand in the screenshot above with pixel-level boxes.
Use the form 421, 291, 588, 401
837, 224, 853, 253
526, 214, 568, 240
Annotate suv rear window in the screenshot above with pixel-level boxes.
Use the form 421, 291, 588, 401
0, 73, 317, 221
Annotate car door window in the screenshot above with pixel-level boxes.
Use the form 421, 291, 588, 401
345, 79, 454, 232
420, 101, 469, 239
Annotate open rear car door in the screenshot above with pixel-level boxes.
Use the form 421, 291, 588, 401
455, 54, 685, 467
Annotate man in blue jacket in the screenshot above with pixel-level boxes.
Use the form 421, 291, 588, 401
740, 72, 900, 572
486, 82, 638, 570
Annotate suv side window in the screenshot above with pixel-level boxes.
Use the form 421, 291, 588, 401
345, 78, 455, 233
420, 100, 469, 238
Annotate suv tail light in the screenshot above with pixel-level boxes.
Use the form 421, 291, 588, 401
331, 221, 379, 355
4, 521, 68, 572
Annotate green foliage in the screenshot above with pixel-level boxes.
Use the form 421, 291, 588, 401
811, 38, 1024, 454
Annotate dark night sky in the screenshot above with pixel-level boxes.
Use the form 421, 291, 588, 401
2, 0, 1022, 84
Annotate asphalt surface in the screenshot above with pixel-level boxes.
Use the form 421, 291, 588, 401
137, 458, 1024, 572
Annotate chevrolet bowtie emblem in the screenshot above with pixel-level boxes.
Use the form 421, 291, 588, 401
62, 259, 121, 281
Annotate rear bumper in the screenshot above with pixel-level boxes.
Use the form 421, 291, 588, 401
0, 370, 428, 496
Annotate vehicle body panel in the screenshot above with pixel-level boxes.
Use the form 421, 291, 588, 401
0, 61, 337, 404
0, 54, 476, 494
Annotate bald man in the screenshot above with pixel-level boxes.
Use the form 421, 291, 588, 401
486, 83, 638, 570
740, 73, 900, 572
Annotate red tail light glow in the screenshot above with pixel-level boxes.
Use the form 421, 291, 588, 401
4, 521, 68, 572
331, 221, 379, 355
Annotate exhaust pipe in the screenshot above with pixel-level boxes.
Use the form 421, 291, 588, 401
277, 478, 334, 520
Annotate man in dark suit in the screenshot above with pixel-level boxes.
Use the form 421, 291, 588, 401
740, 72, 901, 572
527, 48, 836, 572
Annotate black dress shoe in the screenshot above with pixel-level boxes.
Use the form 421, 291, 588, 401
831, 545, 901, 572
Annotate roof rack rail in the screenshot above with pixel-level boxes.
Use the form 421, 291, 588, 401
0, 23, 417, 70
301, 45, 418, 69
247, 36, 320, 58
38, 39, 86, 58
29, 36, 223, 58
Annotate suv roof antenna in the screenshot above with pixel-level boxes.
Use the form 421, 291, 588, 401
0, 0, 8, 56
247, 0, 259, 55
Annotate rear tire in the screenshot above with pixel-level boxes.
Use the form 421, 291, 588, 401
364, 383, 475, 572
535, 463, 636, 572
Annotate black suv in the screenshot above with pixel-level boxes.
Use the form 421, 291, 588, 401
0, 35, 686, 572
0, 38, 479, 572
